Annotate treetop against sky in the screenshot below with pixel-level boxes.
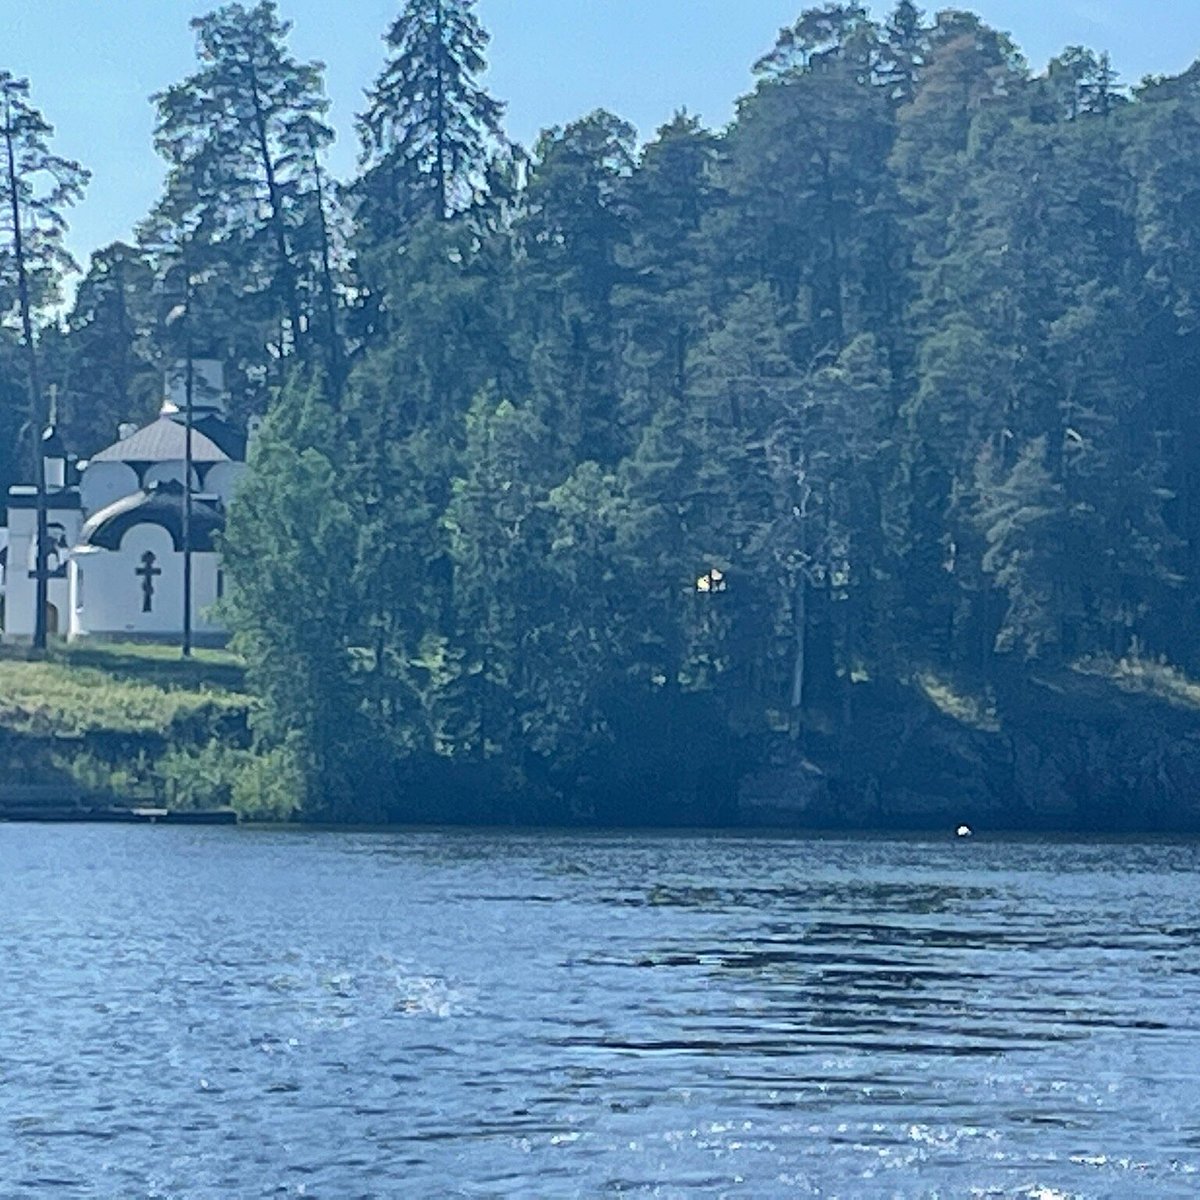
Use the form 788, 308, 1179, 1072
3, 0, 1200, 265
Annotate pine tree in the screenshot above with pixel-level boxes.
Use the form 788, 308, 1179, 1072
891, 10, 1028, 315
976, 437, 1075, 661
444, 395, 552, 773
752, 4, 874, 78
0, 72, 88, 650
0, 332, 29, 505
355, 0, 505, 240
152, 1, 334, 363
615, 112, 722, 417
879, 1, 928, 108
60, 242, 159, 451
716, 13, 898, 359
520, 111, 638, 463
220, 374, 364, 815
535, 461, 637, 763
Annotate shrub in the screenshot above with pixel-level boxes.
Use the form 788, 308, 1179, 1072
158, 738, 303, 820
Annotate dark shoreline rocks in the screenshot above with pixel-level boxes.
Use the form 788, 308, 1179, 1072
736, 674, 1200, 834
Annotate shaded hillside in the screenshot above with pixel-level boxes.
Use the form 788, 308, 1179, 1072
742, 655, 1200, 833
8, 4, 1200, 826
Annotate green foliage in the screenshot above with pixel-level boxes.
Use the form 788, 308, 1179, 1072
0, 642, 248, 736
519, 111, 638, 464
0, 643, 264, 815
355, 0, 505, 236
212, 6, 1200, 816
0, 71, 89, 322
159, 738, 302, 820
54, 748, 158, 800
444, 395, 551, 764
148, 0, 337, 390
220, 370, 363, 813
56, 242, 160, 453
14, 3, 1200, 821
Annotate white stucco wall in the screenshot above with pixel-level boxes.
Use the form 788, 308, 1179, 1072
69, 524, 224, 641
2, 501, 81, 639
143, 462, 200, 491
201, 461, 244, 505
80, 462, 140, 516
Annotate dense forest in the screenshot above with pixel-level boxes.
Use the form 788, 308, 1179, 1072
5, 2, 1200, 824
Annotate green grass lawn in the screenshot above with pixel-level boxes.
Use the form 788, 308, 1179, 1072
0, 641, 250, 736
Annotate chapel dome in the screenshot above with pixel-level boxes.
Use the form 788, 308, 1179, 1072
87, 413, 246, 467
77, 479, 225, 553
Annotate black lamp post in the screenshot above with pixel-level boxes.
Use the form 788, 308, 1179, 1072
164, 311, 196, 661
182, 349, 194, 660
41, 424, 66, 491
33, 424, 67, 644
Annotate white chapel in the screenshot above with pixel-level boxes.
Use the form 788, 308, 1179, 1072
0, 360, 250, 645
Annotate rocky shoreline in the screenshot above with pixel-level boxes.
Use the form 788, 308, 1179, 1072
738, 668, 1200, 834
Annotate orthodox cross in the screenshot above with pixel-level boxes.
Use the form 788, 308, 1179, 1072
136, 551, 162, 612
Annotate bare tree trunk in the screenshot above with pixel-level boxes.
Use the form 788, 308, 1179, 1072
247, 64, 304, 355
309, 141, 343, 399
821, 150, 845, 351
789, 481, 812, 741
789, 571, 807, 739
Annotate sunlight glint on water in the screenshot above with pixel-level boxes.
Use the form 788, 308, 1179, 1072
2, 826, 1200, 1196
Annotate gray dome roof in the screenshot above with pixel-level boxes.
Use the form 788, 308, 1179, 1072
77, 480, 225, 553
89, 414, 246, 466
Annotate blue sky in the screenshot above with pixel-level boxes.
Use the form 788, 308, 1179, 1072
4, 1, 1199, 270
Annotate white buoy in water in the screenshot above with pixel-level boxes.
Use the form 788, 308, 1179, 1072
956, 824, 972, 838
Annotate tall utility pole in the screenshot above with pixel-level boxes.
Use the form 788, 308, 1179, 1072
164, 243, 196, 659
182, 344, 194, 659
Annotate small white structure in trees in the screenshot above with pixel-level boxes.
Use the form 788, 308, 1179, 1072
1, 360, 248, 645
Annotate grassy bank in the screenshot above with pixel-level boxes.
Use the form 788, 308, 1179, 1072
7, 640, 1200, 830
0, 642, 298, 820
0, 642, 248, 735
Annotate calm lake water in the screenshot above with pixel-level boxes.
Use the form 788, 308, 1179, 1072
3, 827, 1200, 1197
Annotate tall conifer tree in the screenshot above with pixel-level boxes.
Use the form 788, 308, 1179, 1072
61, 242, 159, 451
152, 1, 334, 365
356, 0, 505, 240
0, 72, 88, 650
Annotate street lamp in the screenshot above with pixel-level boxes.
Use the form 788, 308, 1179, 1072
30, 422, 68, 643
41, 424, 66, 492
164, 302, 195, 659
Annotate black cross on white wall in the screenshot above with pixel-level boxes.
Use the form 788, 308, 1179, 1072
136, 551, 162, 612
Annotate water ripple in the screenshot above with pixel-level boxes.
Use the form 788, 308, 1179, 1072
3, 825, 1200, 1195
